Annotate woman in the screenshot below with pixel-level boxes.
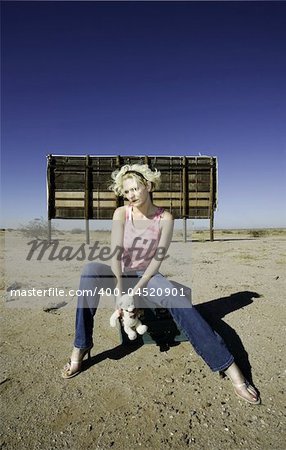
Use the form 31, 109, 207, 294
62, 164, 260, 405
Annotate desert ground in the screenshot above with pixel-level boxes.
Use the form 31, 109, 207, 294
1, 227, 285, 450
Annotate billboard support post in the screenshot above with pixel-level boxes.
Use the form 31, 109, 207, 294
209, 157, 215, 242
84, 155, 91, 244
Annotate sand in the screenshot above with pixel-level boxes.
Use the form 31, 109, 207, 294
1, 228, 285, 449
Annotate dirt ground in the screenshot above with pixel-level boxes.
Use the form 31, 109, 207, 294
1, 228, 285, 450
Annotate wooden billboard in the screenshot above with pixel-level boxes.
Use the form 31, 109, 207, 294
47, 155, 217, 241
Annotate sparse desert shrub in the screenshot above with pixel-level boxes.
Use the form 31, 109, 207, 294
248, 229, 268, 238
71, 228, 84, 234
264, 228, 286, 236
19, 218, 58, 239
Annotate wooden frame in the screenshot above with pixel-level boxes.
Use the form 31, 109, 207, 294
47, 155, 217, 242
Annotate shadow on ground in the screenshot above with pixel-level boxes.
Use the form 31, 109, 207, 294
84, 289, 261, 386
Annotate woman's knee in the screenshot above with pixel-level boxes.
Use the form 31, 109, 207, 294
81, 262, 108, 277
147, 274, 181, 293
147, 274, 192, 308
146, 273, 165, 289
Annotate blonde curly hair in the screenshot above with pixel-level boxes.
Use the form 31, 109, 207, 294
110, 164, 161, 197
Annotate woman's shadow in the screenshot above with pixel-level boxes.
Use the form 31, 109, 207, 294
84, 284, 260, 384
193, 290, 261, 384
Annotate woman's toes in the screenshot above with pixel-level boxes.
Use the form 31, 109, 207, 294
235, 383, 260, 403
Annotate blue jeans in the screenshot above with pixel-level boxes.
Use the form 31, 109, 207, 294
74, 262, 234, 372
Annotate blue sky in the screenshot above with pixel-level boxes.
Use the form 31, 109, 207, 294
1, 1, 285, 229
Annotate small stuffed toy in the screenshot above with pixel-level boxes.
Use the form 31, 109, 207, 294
110, 294, 148, 340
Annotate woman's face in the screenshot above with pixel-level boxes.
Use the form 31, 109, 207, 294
122, 176, 150, 206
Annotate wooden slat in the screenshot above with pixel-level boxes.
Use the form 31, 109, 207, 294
55, 200, 85, 207
153, 192, 182, 199
189, 192, 210, 199
55, 192, 85, 199
92, 191, 115, 199
55, 208, 85, 218
92, 200, 117, 207
146, 200, 182, 207
189, 200, 210, 207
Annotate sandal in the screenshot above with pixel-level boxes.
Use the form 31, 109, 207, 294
233, 380, 261, 405
61, 345, 93, 379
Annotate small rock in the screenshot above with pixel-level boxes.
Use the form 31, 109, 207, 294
6, 282, 22, 292
43, 301, 67, 312
5, 296, 16, 303
165, 377, 174, 383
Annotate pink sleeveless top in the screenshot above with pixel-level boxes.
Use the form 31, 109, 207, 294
122, 205, 164, 272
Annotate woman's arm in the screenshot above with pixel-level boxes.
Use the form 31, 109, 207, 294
133, 210, 174, 292
110, 206, 125, 294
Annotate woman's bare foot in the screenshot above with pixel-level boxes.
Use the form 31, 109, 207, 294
232, 380, 260, 404
224, 362, 260, 404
